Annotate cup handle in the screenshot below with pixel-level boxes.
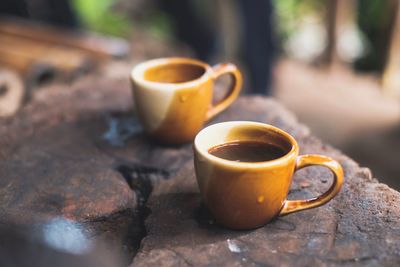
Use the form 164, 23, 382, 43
279, 154, 344, 216
205, 63, 242, 121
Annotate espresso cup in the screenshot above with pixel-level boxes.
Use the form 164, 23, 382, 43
130, 57, 242, 145
193, 121, 344, 230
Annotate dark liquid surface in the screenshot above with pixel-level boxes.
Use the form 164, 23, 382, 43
208, 141, 288, 162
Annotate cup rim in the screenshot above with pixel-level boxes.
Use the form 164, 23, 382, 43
194, 121, 299, 169
131, 57, 212, 90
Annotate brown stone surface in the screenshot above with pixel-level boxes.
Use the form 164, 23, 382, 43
130, 99, 400, 266
0, 76, 144, 263
0, 72, 399, 266
0, 77, 135, 224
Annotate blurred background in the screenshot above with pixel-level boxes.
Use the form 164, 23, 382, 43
0, 0, 399, 190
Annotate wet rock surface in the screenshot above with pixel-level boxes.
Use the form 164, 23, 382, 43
0, 76, 399, 266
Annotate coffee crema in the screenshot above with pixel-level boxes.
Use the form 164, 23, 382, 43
208, 141, 287, 162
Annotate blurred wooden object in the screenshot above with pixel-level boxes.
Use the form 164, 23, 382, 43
322, 0, 358, 65
383, 0, 400, 98
215, 0, 239, 60
0, 34, 92, 80
0, 15, 131, 86
0, 16, 129, 60
0, 69, 25, 117
0, 46, 55, 84
323, 0, 337, 65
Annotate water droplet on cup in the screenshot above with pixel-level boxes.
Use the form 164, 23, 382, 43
179, 95, 189, 102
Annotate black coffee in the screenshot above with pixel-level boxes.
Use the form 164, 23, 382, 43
208, 141, 287, 162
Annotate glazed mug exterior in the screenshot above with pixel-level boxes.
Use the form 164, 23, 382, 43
131, 57, 242, 145
193, 121, 344, 230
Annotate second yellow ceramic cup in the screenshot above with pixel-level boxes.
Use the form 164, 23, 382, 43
131, 57, 242, 145
194, 121, 344, 230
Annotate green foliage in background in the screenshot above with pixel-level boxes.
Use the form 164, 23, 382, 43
274, 0, 325, 45
275, 0, 393, 72
71, 0, 392, 71
142, 11, 175, 40
71, 0, 131, 36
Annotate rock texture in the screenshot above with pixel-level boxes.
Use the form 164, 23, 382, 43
0, 76, 142, 263
130, 98, 400, 267
0, 74, 399, 266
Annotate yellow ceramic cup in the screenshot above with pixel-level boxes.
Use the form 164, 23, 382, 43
193, 121, 344, 230
131, 57, 242, 145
